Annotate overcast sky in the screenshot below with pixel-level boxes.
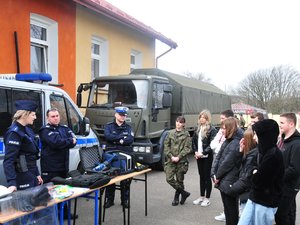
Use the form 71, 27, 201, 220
106, 0, 300, 91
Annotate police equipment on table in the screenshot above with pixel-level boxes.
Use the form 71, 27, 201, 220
51, 170, 111, 189
93, 152, 118, 172
11, 186, 52, 212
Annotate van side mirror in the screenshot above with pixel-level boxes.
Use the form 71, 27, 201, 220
80, 117, 90, 136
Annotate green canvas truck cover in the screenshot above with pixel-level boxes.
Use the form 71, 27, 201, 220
130, 68, 231, 115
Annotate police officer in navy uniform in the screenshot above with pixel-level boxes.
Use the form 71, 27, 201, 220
4, 100, 43, 192
104, 106, 134, 208
39, 108, 77, 183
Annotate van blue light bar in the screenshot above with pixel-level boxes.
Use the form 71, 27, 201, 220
15, 73, 52, 82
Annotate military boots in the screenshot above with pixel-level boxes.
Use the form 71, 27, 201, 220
171, 190, 180, 206
179, 189, 190, 205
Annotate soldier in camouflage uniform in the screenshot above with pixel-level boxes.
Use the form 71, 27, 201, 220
164, 116, 192, 206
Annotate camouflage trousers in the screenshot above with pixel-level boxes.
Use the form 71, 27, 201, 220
164, 161, 189, 190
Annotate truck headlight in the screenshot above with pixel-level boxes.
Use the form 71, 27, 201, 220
138, 147, 145, 152
145, 147, 151, 153
133, 146, 138, 152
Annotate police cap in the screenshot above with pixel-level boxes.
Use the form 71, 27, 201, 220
15, 100, 38, 112
115, 106, 128, 116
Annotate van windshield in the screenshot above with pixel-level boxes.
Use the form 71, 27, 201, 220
90, 80, 148, 109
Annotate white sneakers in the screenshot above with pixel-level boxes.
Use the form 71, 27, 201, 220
193, 197, 210, 206
193, 197, 204, 205
200, 199, 210, 207
215, 212, 226, 222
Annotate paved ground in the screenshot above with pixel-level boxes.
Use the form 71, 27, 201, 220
70, 154, 300, 225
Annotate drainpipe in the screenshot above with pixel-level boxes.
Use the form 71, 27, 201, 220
155, 46, 173, 68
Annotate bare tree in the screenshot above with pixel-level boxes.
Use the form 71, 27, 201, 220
182, 71, 211, 83
237, 65, 300, 113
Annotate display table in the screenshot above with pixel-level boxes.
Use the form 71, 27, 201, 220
0, 168, 151, 225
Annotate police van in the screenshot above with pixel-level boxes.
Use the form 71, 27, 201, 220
0, 73, 100, 185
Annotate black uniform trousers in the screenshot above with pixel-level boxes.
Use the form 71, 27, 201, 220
105, 179, 131, 203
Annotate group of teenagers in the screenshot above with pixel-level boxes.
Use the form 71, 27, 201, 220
163, 109, 300, 225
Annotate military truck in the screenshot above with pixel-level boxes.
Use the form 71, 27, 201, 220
77, 68, 231, 170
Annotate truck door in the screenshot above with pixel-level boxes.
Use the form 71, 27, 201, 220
150, 82, 171, 135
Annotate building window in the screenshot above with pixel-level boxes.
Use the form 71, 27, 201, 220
91, 36, 108, 80
130, 50, 142, 72
30, 14, 58, 83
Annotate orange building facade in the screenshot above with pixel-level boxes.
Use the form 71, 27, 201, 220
0, 0, 76, 98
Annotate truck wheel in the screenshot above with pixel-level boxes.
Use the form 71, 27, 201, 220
153, 130, 169, 171
153, 153, 165, 171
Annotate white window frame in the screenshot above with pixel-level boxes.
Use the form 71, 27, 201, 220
91, 36, 108, 80
130, 49, 142, 72
30, 13, 58, 83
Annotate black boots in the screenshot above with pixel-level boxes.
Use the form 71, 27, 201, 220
172, 190, 180, 206
179, 189, 190, 205
121, 200, 129, 208
171, 189, 190, 206
104, 199, 114, 208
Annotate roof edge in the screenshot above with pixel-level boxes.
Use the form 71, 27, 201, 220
74, 0, 178, 48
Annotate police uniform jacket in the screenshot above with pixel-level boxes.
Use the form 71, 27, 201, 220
164, 129, 191, 164
3, 121, 40, 187
39, 123, 76, 172
104, 120, 134, 152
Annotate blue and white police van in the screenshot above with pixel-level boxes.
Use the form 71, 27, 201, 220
0, 73, 100, 185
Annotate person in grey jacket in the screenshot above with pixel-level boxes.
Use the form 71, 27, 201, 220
211, 117, 243, 225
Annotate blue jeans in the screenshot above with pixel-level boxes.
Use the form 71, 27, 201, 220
238, 199, 277, 225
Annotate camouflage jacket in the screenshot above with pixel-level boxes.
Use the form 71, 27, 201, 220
164, 129, 192, 163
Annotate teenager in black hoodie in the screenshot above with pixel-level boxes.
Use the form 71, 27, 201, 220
238, 119, 284, 225
275, 113, 300, 225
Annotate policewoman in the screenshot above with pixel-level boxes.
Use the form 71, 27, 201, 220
104, 106, 134, 208
3, 100, 43, 192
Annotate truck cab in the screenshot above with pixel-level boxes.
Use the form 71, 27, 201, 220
77, 74, 173, 169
